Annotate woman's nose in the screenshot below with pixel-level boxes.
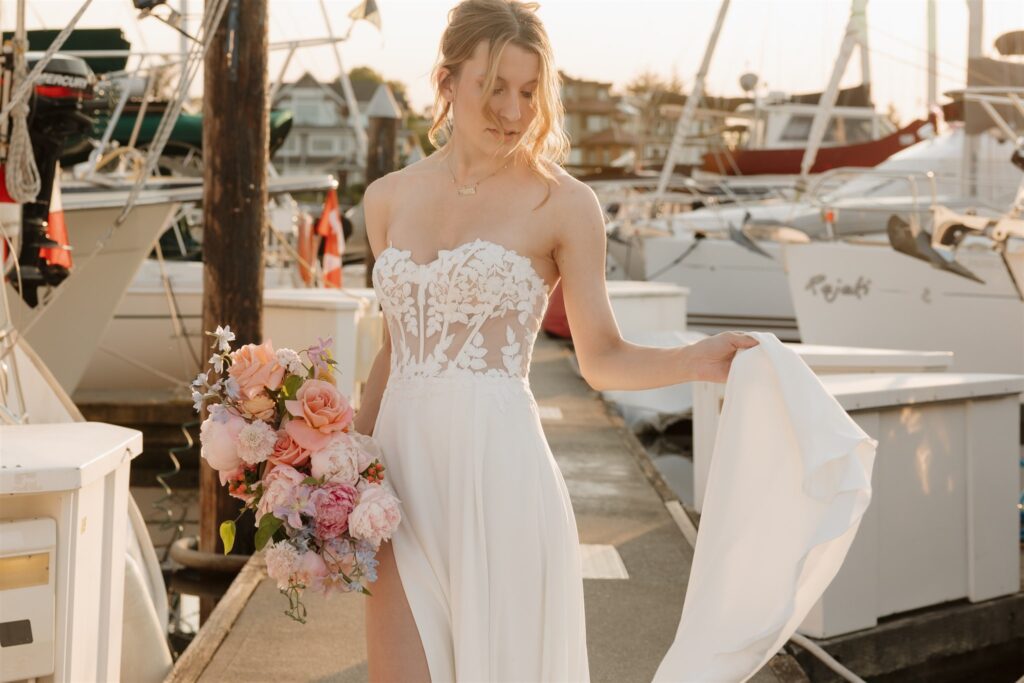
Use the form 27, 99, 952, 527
500, 93, 521, 122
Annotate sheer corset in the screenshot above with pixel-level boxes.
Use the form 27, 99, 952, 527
371, 238, 552, 381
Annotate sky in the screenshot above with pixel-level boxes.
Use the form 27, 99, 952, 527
9, 0, 1024, 124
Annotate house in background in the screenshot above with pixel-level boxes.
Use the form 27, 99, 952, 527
271, 72, 423, 188
559, 71, 638, 169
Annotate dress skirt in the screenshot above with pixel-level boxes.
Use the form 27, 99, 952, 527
372, 373, 591, 682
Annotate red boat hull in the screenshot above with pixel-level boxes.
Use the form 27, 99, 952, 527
701, 119, 930, 176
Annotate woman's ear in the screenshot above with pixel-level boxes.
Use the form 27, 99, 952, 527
438, 67, 456, 104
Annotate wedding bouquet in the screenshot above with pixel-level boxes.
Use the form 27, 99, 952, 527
192, 325, 402, 623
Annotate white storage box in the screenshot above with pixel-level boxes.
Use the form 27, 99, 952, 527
692, 344, 954, 511
791, 372, 1022, 637
0, 422, 143, 682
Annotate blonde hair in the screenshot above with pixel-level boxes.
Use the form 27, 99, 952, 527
427, 0, 570, 205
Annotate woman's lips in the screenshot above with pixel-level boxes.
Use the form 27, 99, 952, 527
488, 128, 518, 138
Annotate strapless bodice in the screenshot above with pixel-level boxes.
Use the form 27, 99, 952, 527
371, 238, 552, 381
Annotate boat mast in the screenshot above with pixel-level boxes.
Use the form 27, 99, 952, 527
927, 0, 937, 113
961, 0, 984, 198
318, 0, 368, 174
654, 0, 731, 204
798, 0, 870, 183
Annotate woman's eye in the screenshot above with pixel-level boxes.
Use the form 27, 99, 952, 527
492, 87, 504, 95
522, 91, 534, 100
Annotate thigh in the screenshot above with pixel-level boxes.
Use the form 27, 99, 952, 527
365, 539, 431, 683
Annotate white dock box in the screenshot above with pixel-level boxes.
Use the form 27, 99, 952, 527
796, 372, 1023, 637
0, 422, 142, 683
692, 344, 954, 511
263, 288, 374, 404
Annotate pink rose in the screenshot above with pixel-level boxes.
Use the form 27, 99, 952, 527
295, 550, 328, 591
284, 379, 354, 450
199, 404, 245, 472
240, 392, 277, 422
310, 482, 358, 539
228, 340, 286, 400
348, 483, 402, 548
257, 464, 312, 528
269, 430, 311, 468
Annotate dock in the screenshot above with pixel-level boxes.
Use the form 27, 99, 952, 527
161, 332, 806, 683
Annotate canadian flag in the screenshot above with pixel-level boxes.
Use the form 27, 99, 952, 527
316, 189, 343, 288
39, 166, 72, 269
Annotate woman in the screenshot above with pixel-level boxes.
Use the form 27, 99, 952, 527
351, 1, 758, 680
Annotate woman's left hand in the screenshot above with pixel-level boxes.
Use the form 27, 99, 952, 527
684, 331, 760, 384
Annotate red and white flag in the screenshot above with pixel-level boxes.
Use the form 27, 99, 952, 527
39, 165, 72, 269
316, 189, 343, 288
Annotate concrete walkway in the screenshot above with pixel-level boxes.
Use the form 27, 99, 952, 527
174, 333, 805, 683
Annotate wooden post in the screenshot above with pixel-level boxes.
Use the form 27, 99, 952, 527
200, 0, 269, 565
363, 83, 402, 286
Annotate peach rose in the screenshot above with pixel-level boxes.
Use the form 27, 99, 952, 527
269, 430, 311, 468
284, 379, 354, 450
228, 340, 286, 400
240, 392, 276, 422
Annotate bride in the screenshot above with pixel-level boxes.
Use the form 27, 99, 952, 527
350, 1, 759, 680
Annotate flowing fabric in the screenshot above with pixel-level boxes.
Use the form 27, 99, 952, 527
372, 238, 874, 682
653, 332, 877, 682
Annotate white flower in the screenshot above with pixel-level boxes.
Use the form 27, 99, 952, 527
310, 434, 362, 485
208, 353, 225, 374
210, 325, 235, 353
191, 390, 205, 412
276, 348, 306, 376
264, 541, 300, 590
225, 377, 241, 400
191, 371, 208, 390
236, 420, 277, 465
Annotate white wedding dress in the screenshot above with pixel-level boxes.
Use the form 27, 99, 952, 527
370, 237, 590, 682
369, 237, 878, 683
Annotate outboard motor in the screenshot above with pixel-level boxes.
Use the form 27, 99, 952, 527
4, 52, 100, 306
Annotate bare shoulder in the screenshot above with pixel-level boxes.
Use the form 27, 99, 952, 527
540, 163, 604, 253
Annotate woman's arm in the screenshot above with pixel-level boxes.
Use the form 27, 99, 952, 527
554, 180, 757, 392
351, 175, 393, 436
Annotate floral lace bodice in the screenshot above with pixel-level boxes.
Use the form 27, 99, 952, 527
371, 238, 552, 380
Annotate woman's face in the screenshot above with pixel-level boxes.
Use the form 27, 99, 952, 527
444, 40, 540, 153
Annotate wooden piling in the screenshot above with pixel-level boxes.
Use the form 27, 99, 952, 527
199, 0, 269, 569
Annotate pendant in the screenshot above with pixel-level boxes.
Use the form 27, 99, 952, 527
456, 185, 477, 196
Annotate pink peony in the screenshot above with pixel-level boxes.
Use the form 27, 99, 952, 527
284, 379, 354, 450
310, 482, 358, 539
228, 340, 286, 400
257, 464, 312, 528
240, 392, 277, 422
269, 430, 311, 468
348, 483, 402, 548
199, 404, 246, 472
310, 434, 362, 486
294, 550, 328, 591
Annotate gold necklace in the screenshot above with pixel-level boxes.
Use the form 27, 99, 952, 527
445, 154, 510, 196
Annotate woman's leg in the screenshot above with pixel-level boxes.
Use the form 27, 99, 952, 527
365, 539, 431, 682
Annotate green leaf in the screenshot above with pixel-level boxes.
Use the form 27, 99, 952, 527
219, 520, 236, 555
302, 476, 321, 486
255, 514, 284, 551
281, 374, 304, 400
